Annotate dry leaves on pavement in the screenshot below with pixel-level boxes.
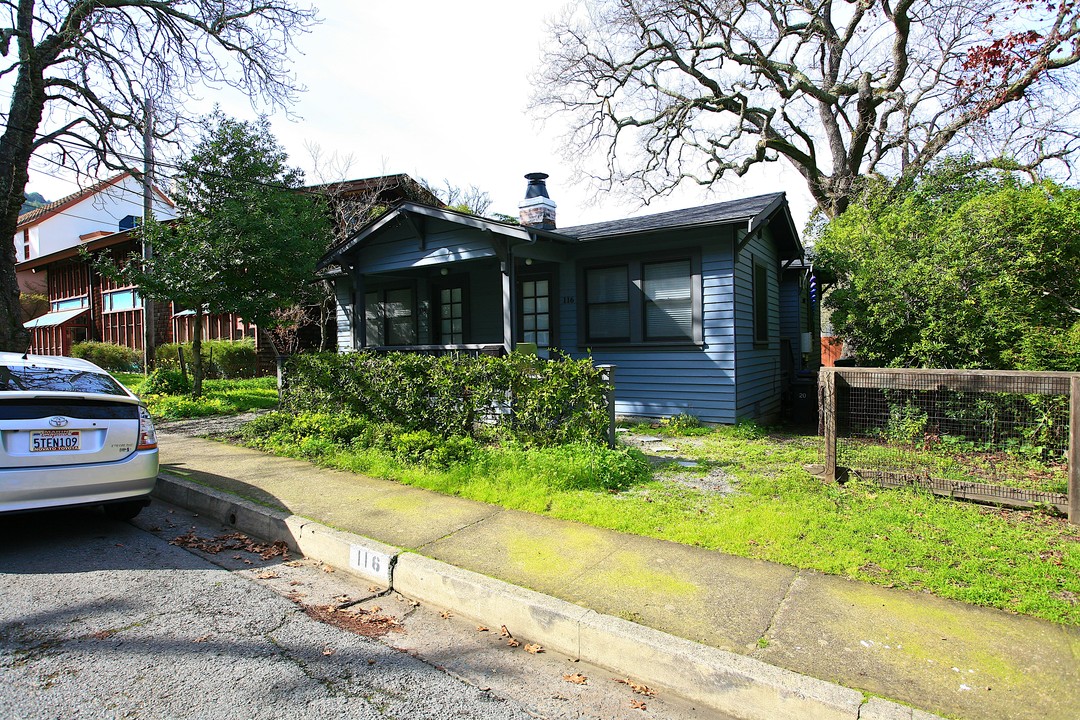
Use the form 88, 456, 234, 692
563, 673, 588, 685
524, 643, 544, 654
170, 531, 289, 561
615, 678, 657, 696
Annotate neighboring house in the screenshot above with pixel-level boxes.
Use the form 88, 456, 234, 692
319, 174, 818, 424
14, 172, 176, 296
18, 173, 433, 364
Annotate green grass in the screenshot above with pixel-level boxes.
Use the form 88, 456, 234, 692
240, 418, 1080, 625
120, 375, 279, 420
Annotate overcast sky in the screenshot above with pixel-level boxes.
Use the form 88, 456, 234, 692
26, 1, 814, 230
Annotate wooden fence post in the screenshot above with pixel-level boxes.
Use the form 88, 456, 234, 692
822, 368, 838, 483
1069, 375, 1079, 525
596, 364, 617, 449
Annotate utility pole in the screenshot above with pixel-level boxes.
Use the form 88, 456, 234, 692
141, 96, 155, 373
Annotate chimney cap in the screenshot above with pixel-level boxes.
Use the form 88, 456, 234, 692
524, 172, 550, 199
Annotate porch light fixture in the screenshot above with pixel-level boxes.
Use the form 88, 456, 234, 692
525, 258, 533, 265
440, 268, 449, 276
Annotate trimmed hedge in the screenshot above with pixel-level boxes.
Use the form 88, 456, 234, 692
282, 351, 609, 446
155, 339, 257, 379
71, 341, 142, 372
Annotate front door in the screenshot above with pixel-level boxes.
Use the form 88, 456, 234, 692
517, 271, 555, 349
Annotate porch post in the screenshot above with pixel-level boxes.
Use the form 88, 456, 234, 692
353, 268, 366, 350
501, 261, 513, 353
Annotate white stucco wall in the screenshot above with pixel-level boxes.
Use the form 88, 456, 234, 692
14, 174, 176, 262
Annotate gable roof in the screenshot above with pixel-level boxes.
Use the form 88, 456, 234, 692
321, 191, 803, 270
318, 201, 573, 270
16, 172, 175, 230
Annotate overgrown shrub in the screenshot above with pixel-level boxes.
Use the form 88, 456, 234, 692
71, 341, 142, 372
155, 339, 258, 379
282, 351, 609, 447
140, 368, 191, 396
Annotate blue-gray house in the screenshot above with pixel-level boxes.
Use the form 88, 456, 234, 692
318, 174, 818, 424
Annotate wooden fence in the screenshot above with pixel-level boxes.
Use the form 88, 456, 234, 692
819, 367, 1079, 524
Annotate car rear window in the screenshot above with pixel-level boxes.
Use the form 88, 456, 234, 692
0, 365, 129, 396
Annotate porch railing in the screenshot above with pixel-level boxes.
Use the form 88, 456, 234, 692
367, 344, 506, 357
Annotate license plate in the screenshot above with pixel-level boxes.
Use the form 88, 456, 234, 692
30, 430, 81, 452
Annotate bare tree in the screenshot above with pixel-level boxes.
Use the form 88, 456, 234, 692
0, 0, 318, 352
420, 178, 493, 216
532, 0, 1080, 218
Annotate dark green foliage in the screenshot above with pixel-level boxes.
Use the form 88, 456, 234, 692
71, 341, 142, 372
155, 339, 257, 379
140, 369, 191, 396
815, 161, 1080, 370
281, 351, 609, 446
104, 112, 329, 396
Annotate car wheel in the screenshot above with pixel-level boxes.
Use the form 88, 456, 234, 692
103, 500, 147, 521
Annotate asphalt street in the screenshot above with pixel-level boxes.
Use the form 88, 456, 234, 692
0, 502, 537, 720
0, 500, 732, 720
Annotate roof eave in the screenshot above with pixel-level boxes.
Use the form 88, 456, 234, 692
317, 202, 574, 270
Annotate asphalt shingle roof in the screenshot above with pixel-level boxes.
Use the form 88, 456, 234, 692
557, 193, 785, 240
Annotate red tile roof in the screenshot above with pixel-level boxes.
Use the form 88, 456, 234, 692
16, 172, 174, 229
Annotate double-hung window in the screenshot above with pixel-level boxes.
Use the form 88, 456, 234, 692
581, 254, 700, 346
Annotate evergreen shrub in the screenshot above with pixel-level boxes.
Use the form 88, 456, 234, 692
155, 338, 257, 379
281, 351, 609, 447
71, 341, 142, 372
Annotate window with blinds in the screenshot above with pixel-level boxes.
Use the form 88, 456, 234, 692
586, 266, 630, 341
581, 255, 700, 345
643, 260, 692, 340
365, 288, 416, 346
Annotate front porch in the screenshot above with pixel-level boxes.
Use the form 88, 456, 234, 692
325, 203, 569, 357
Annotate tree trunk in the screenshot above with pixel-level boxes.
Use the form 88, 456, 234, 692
0, 13, 48, 353
192, 308, 204, 397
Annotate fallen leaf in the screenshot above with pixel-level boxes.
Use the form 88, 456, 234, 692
257, 571, 279, 580
525, 643, 544, 654
631, 699, 647, 710
321, 565, 335, 574
409, 600, 420, 607
322, 647, 335, 656
476, 625, 489, 633
440, 610, 453, 619
284, 560, 303, 567
289, 580, 303, 587
368, 605, 381, 613
614, 678, 657, 696
367, 659, 376, 666
368, 585, 381, 592
563, 673, 588, 685
500, 625, 512, 638
506, 638, 521, 648
194, 634, 210, 643
333, 594, 351, 604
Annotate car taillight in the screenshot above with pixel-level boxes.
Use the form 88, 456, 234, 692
137, 405, 158, 450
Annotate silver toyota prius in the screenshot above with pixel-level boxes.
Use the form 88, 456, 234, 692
0, 352, 158, 520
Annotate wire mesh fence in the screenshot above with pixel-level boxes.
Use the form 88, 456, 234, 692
819, 368, 1078, 518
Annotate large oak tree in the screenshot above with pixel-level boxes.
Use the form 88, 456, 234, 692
533, 0, 1080, 217
0, 0, 317, 351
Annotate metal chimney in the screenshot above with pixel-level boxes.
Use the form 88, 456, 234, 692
518, 173, 556, 229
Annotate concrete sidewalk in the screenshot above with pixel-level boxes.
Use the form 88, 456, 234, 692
155, 433, 1079, 720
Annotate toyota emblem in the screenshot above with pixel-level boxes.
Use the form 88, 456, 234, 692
48, 416, 69, 428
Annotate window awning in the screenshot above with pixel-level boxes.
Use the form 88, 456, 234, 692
23, 307, 89, 329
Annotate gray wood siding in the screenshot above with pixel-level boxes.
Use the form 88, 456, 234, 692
334, 275, 355, 352
563, 230, 737, 424
350, 227, 496, 274
734, 226, 783, 422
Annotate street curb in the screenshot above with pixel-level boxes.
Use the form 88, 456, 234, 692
153, 472, 940, 720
